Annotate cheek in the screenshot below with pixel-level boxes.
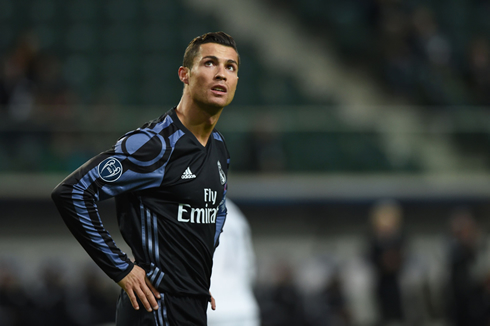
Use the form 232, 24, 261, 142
195, 74, 211, 89
189, 75, 206, 92
229, 78, 238, 94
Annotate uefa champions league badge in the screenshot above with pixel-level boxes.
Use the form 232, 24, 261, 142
98, 157, 123, 182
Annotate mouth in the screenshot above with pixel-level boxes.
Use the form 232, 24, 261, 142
211, 85, 227, 94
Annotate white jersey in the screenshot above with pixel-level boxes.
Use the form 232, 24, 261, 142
207, 199, 260, 326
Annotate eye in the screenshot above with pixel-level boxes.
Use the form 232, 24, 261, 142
226, 65, 237, 72
204, 60, 214, 67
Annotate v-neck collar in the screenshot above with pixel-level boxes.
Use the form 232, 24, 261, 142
169, 107, 212, 149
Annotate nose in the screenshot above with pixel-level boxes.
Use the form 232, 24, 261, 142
215, 65, 227, 81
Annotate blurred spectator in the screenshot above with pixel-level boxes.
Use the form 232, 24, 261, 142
257, 260, 306, 326
32, 52, 77, 124
0, 32, 39, 121
207, 199, 261, 326
0, 31, 79, 172
411, 6, 451, 68
318, 271, 351, 326
368, 199, 406, 326
375, 0, 417, 100
303, 262, 351, 326
0, 259, 31, 326
467, 37, 490, 105
267, 0, 485, 106
445, 208, 486, 326
30, 262, 75, 326
0, 31, 76, 124
70, 263, 119, 326
479, 271, 490, 325
250, 113, 285, 173
0, 258, 121, 326
409, 6, 467, 106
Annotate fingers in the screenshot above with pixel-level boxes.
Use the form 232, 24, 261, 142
146, 277, 162, 299
126, 288, 140, 311
118, 266, 160, 312
123, 284, 155, 312
135, 286, 159, 312
210, 294, 216, 310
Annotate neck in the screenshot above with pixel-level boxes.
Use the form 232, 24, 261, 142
175, 96, 223, 147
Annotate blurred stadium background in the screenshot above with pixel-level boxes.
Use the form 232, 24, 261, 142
2, 0, 490, 325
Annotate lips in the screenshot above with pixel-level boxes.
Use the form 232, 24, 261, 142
211, 85, 227, 93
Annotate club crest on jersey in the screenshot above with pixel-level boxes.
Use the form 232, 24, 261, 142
98, 157, 123, 182
217, 161, 226, 185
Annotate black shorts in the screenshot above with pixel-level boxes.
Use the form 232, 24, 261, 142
115, 290, 209, 326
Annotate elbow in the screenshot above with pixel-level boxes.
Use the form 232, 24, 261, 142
51, 182, 78, 225
51, 182, 71, 206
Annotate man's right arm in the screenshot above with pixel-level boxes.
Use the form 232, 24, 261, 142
51, 154, 135, 283
52, 128, 170, 311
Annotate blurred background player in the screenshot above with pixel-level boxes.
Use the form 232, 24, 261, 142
445, 208, 486, 326
207, 199, 260, 326
368, 200, 406, 326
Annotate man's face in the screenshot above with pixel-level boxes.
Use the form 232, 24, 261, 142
183, 43, 239, 110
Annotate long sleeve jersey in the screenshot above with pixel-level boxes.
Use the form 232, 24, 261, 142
51, 108, 229, 297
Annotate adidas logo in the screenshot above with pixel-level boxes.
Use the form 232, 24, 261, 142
181, 167, 196, 179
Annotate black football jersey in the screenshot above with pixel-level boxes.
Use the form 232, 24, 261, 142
52, 108, 229, 296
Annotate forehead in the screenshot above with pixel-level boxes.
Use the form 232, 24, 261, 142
196, 43, 238, 63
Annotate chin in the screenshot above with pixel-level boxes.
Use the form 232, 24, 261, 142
200, 103, 225, 113
208, 99, 230, 109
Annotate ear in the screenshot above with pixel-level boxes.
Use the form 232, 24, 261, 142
178, 66, 190, 85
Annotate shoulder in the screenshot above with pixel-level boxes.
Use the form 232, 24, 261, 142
212, 130, 225, 142
114, 112, 181, 161
212, 129, 230, 157
139, 109, 176, 133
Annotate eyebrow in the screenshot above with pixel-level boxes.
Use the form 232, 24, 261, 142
202, 55, 238, 67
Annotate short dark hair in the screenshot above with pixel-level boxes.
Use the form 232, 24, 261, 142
182, 31, 239, 70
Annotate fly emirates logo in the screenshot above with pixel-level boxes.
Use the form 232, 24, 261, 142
177, 188, 219, 224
